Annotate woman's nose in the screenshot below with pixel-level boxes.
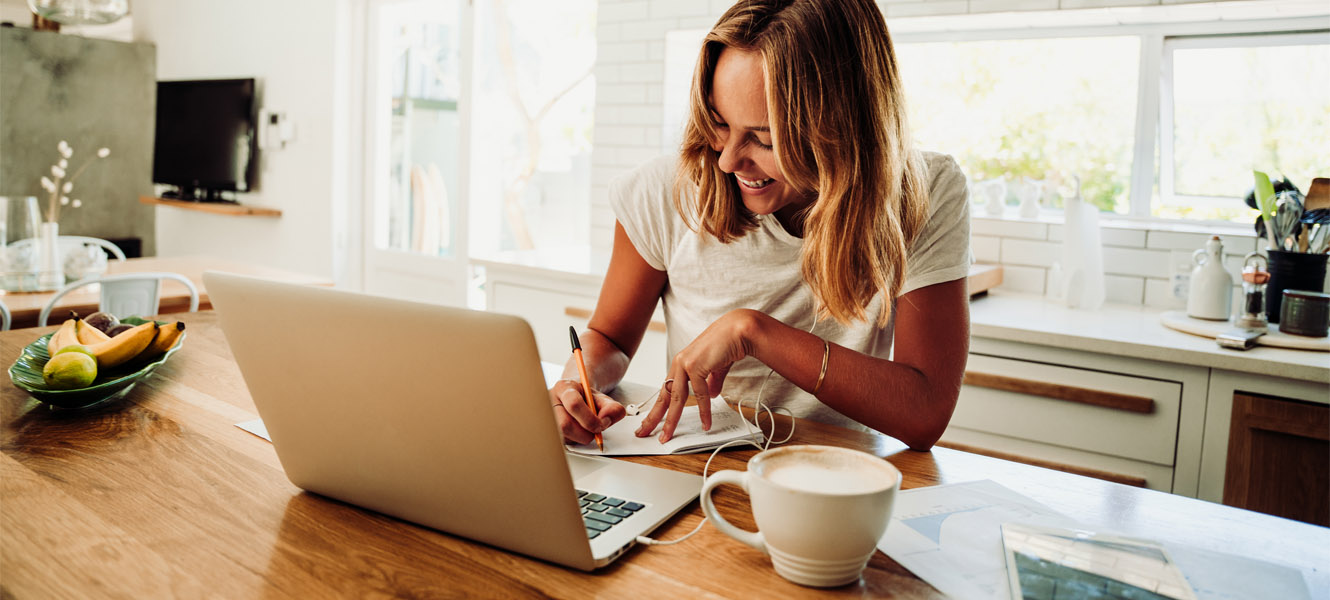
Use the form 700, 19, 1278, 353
714, 134, 745, 174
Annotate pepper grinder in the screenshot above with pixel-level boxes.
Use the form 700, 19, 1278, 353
1236, 253, 1269, 331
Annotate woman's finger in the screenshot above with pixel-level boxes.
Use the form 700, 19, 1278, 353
658, 364, 692, 442
662, 371, 709, 441
560, 383, 609, 434
593, 391, 627, 426
554, 404, 595, 445
701, 367, 731, 431
636, 378, 674, 437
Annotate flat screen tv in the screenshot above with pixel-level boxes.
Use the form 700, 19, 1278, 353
152, 78, 257, 201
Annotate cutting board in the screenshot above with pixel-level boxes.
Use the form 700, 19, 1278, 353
1160, 311, 1329, 352
967, 263, 1003, 298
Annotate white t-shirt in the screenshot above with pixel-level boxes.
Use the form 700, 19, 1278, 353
609, 151, 970, 432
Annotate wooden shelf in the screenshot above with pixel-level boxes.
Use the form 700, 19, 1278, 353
139, 196, 281, 217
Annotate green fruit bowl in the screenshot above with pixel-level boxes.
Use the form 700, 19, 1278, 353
8, 317, 186, 410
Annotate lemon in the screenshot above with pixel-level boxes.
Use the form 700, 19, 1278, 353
42, 352, 98, 390
55, 344, 96, 359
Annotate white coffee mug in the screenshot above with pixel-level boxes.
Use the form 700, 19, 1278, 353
700, 445, 901, 587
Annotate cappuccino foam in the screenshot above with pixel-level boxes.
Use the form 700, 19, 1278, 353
763, 452, 895, 495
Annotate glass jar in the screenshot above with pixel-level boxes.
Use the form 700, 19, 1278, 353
26, 0, 128, 25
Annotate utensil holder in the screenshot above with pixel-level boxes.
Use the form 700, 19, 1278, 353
1265, 249, 1327, 323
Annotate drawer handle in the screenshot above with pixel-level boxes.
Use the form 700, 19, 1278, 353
936, 440, 1148, 488
963, 371, 1155, 414
564, 307, 666, 333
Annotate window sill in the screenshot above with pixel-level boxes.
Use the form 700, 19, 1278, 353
971, 208, 1257, 240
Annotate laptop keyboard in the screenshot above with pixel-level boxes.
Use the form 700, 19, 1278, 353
577, 489, 646, 539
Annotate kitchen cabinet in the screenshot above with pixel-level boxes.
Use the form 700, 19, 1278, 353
939, 337, 1209, 494
1198, 370, 1328, 524
1222, 392, 1328, 526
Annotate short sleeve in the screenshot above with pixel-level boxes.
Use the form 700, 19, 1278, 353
608, 156, 679, 271
900, 152, 971, 296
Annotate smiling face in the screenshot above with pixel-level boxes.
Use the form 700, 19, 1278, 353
709, 47, 811, 230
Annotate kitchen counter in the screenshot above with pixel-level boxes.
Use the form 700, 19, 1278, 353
970, 291, 1329, 385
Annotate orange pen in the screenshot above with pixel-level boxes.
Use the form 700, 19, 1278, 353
568, 326, 604, 452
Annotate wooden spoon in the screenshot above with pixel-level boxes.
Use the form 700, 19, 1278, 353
1306, 177, 1330, 212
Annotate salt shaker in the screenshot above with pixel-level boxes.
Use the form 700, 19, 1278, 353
1236, 253, 1269, 331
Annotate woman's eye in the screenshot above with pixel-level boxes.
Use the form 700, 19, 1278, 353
752, 136, 773, 150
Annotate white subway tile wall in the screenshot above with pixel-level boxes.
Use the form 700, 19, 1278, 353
587, 0, 1291, 307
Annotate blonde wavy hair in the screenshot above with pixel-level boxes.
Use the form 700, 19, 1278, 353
674, 0, 929, 326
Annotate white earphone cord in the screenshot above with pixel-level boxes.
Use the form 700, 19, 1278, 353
635, 305, 815, 546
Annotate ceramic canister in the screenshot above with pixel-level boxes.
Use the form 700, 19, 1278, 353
1279, 290, 1330, 337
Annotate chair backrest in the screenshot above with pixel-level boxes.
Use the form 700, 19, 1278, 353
38, 272, 199, 327
10, 236, 128, 261
0, 299, 10, 331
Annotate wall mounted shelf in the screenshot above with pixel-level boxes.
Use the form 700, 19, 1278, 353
139, 196, 281, 217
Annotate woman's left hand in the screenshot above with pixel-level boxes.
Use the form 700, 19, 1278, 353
636, 309, 758, 442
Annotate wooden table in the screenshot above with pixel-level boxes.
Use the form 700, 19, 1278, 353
2, 312, 1326, 598
0, 255, 331, 329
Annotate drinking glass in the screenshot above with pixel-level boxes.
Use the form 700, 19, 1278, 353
1, 196, 43, 292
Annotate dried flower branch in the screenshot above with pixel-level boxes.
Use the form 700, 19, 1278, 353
39, 140, 110, 222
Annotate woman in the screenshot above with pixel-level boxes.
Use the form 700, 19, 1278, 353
549, 0, 970, 451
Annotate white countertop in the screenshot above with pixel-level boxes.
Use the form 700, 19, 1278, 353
970, 291, 1330, 384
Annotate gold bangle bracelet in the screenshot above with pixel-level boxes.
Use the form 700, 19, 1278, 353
813, 340, 829, 395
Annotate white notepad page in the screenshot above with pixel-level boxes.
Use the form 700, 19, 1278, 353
566, 394, 764, 456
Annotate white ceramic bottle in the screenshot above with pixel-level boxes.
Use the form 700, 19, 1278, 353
1186, 235, 1233, 321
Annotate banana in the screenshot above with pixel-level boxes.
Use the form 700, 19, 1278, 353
84, 321, 158, 370
46, 319, 79, 355
76, 319, 112, 345
135, 321, 185, 362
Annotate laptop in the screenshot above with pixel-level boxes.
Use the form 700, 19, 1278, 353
203, 271, 701, 571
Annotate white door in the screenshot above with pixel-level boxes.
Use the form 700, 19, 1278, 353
361, 0, 471, 306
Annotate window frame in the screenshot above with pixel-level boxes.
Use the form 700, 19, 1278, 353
893, 17, 1326, 228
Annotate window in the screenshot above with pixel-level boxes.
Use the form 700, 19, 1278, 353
893, 25, 1329, 224
1161, 32, 1330, 221
373, 0, 464, 257
896, 37, 1140, 214
469, 0, 597, 257
366, 0, 596, 264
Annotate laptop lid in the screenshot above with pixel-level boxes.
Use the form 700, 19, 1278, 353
204, 272, 697, 571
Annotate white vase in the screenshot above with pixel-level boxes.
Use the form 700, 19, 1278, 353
35, 221, 63, 291
1016, 178, 1042, 219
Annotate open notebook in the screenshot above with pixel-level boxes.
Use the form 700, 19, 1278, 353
565, 382, 765, 456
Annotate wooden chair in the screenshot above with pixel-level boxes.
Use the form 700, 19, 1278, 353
38, 273, 199, 327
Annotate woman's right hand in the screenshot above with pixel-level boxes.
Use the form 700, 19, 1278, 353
549, 379, 627, 445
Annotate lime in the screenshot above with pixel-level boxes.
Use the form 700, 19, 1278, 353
42, 352, 98, 390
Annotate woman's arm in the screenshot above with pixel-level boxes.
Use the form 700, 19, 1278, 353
641, 277, 968, 450
550, 221, 668, 443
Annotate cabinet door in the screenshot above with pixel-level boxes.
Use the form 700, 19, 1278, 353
1223, 393, 1329, 526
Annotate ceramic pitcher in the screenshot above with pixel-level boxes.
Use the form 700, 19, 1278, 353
1186, 236, 1232, 321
